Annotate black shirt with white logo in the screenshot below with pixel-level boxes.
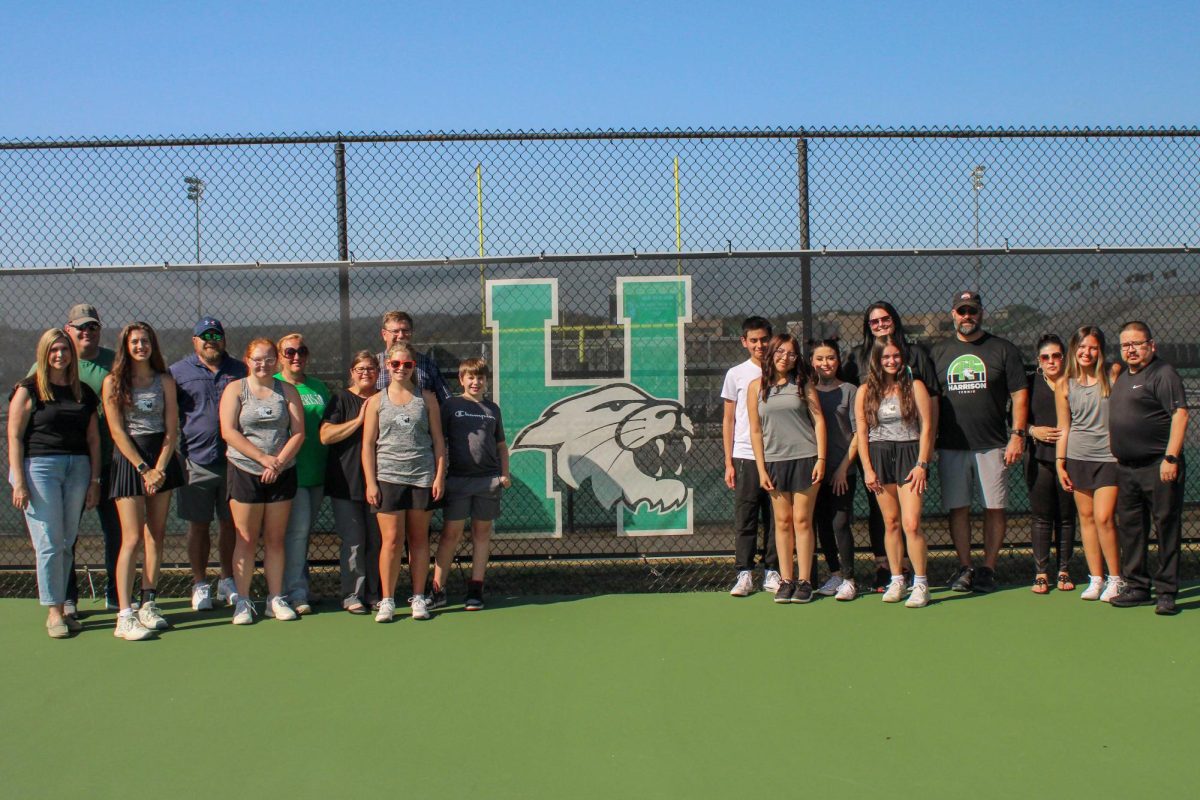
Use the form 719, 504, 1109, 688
441, 396, 506, 478
930, 332, 1026, 450
1108, 357, 1187, 462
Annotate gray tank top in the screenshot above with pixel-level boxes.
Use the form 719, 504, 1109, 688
375, 389, 434, 487
1066, 379, 1116, 462
227, 379, 291, 476
125, 373, 166, 436
758, 380, 818, 461
868, 393, 920, 443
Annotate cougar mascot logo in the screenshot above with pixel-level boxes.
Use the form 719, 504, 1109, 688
512, 383, 694, 513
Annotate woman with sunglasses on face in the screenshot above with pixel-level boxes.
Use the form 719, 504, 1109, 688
809, 339, 860, 600
748, 334, 827, 604
320, 350, 382, 614
8, 329, 101, 639
104, 322, 185, 640
274, 333, 330, 616
362, 342, 447, 622
854, 336, 935, 608
843, 301, 937, 592
1025, 334, 1076, 594
1055, 325, 1122, 602
220, 338, 306, 624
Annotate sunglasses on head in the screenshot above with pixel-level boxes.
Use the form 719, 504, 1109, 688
388, 359, 416, 370
283, 345, 309, 359
198, 331, 223, 342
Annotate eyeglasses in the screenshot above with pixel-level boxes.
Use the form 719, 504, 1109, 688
383, 327, 413, 336
773, 351, 799, 360
388, 360, 416, 370
249, 356, 277, 365
71, 322, 100, 333
351, 366, 379, 375
1038, 353, 1064, 361
954, 307, 980, 316
282, 345, 309, 359
1120, 340, 1151, 350
868, 316, 892, 328
198, 331, 224, 342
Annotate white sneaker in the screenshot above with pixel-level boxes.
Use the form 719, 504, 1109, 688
762, 570, 782, 593
835, 579, 857, 601
1080, 575, 1104, 601
817, 575, 842, 596
216, 577, 238, 606
729, 570, 754, 597
1099, 576, 1125, 603
375, 597, 396, 622
232, 598, 256, 625
905, 583, 930, 608
882, 579, 906, 603
410, 595, 431, 620
266, 596, 298, 621
138, 602, 170, 631
191, 582, 213, 611
115, 612, 155, 641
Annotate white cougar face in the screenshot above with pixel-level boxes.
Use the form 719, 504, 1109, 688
511, 383, 694, 513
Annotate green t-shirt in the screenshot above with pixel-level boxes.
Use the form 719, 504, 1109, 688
274, 373, 330, 487
29, 346, 116, 464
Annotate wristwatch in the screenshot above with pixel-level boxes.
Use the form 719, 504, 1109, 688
1164, 454, 1179, 465
1010, 428, 1026, 437
136, 462, 149, 475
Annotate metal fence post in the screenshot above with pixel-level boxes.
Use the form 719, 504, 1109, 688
335, 139, 352, 367
796, 138, 813, 345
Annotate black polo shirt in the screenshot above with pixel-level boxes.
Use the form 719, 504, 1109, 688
1108, 357, 1187, 462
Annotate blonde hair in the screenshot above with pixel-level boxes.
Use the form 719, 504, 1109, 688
33, 328, 82, 403
385, 342, 416, 361
276, 332, 304, 350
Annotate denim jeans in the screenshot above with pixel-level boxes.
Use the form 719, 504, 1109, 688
283, 485, 324, 604
331, 497, 382, 605
20, 455, 91, 606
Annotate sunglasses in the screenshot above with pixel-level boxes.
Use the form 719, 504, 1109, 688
868, 316, 892, 328
954, 307, 980, 316
198, 331, 224, 342
71, 322, 100, 333
283, 345, 309, 359
1038, 353, 1064, 361
388, 359, 416, 370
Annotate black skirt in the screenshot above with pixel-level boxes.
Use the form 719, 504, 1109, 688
110, 432, 185, 499
1065, 458, 1119, 491
868, 440, 920, 486
765, 457, 819, 493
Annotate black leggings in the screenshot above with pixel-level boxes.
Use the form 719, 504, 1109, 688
1026, 457, 1076, 574
862, 474, 887, 559
815, 480, 857, 580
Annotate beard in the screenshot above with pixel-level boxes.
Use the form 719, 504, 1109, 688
198, 346, 223, 365
955, 319, 978, 336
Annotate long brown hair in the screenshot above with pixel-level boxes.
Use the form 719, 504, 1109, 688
863, 335, 918, 429
110, 322, 167, 409
32, 328, 82, 403
759, 333, 810, 402
1066, 325, 1111, 398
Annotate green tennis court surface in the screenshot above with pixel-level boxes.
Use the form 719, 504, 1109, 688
3, 587, 1196, 798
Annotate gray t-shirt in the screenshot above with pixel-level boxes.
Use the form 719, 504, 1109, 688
125, 373, 166, 437
758, 380, 819, 462
441, 396, 506, 478
375, 389, 434, 487
1066, 379, 1116, 463
817, 383, 856, 473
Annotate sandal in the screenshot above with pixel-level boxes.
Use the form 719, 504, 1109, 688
1031, 576, 1050, 595
1056, 572, 1075, 592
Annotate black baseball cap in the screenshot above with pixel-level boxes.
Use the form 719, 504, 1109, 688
951, 290, 982, 311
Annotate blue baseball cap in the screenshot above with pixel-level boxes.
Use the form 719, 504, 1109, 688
193, 317, 224, 336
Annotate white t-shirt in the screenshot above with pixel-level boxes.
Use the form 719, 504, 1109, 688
720, 358, 763, 460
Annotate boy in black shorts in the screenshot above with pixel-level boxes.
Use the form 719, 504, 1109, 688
430, 358, 511, 611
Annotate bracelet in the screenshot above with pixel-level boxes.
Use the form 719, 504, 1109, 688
816, 457, 826, 462
1055, 457, 1066, 462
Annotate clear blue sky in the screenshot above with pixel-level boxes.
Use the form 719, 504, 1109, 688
2, 0, 1197, 138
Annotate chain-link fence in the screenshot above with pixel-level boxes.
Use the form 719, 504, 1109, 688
2, 129, 1198, 597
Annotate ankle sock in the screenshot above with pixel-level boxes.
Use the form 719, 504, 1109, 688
914, 575, 928, 586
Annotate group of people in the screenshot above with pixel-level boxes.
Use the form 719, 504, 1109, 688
722, 290, 1189, 614
8, 307, 510, 640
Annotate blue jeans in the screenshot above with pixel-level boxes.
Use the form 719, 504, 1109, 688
283, 485, 324, 604
21, 455, 91, 606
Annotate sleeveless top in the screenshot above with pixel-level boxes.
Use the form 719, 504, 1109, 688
868, 392, 920, 443
375, 388, 435, 487
1066, 379, 1116, 463
1027, 374, 1058, 462
757, 380, 818, 462
227, 378, 291, 476
125, 373, 166, 436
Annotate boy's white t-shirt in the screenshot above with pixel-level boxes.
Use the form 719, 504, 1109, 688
720, 358, 762, 460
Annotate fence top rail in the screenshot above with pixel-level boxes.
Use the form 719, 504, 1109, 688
2, 246, 1196, 276
4, 126, 1200, 150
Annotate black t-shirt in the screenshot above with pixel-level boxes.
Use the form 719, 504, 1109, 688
1108, 357, 1187, 462
441, 396, 506, 478
1027, 374, 1058, 463
12, 378, 100, 457
321, 389, 369, 501
931, 332, 1027, 450
844, 340, 938, 391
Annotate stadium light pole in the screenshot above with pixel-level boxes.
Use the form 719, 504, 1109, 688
184, 176, 206, 317
970, 165, 985, 291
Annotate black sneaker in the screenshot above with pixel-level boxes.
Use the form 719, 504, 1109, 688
872, 565, 890, 593
428, 587, 448, 610
949, 565, 974, 593
972, 566, 998, 594
773, 580, 796, 604
464, 581, 485, 611
1110, 587, 1152, 608
791, 580, 814, 604
1154, 594, 1178, 616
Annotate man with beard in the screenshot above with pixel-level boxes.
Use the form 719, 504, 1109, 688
170, 317, 247, 610
931, 291, 1028, 593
